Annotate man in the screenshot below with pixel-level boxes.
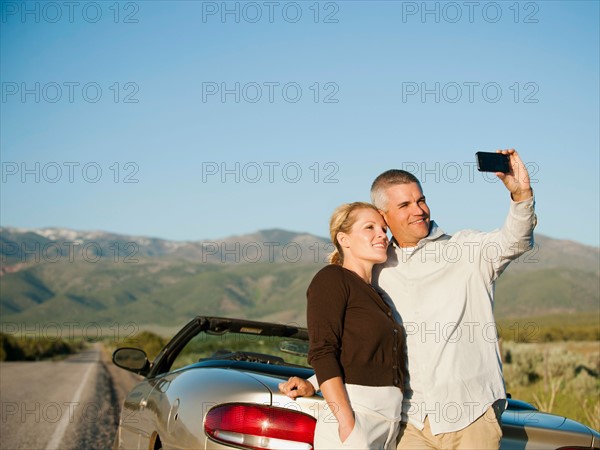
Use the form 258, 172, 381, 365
280, 149, 536, 449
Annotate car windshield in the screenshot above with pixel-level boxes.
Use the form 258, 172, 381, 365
170, 330, 310, 372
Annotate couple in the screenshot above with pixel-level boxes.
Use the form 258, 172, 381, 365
279, 149, 537, 449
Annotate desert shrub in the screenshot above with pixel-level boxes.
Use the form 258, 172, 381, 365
0, 333, 24, 361
120, 330, 167, 361
570, 371, 600, 430
503, 341, 599, 430
0, 332, 85, 361
503, 342, 543, 386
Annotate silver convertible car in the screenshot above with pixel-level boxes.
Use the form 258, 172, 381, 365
113, 316, 600, 450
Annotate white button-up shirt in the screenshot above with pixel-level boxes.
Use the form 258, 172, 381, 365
372, 196, 536, 435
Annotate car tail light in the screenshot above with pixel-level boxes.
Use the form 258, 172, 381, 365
204, 403, 316, 450
557, 448, 600, 450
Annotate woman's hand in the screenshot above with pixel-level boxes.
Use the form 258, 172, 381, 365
338, 413, 355, 443
320, 377, 356, 443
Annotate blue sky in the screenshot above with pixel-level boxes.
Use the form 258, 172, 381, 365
1, 1, 599, 246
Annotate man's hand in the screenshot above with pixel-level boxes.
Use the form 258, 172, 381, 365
496, 149, 533, 202
278, 376, 316, 399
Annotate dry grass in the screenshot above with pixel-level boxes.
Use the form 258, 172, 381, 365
503, 341, 600, 431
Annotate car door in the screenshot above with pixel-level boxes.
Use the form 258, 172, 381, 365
117, 377, 162, 449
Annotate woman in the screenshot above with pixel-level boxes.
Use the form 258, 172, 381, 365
306, 202, 407, 449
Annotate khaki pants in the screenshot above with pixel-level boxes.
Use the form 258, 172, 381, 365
397, 405, 503, 450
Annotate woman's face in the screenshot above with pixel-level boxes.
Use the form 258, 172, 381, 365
339, 208, 389, 265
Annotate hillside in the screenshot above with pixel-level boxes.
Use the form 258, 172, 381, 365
1, 227, 598, 330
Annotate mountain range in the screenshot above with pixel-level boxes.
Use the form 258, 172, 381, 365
1, 227, 598, 331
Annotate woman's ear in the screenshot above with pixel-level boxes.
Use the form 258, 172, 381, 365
337, 231, 350, 249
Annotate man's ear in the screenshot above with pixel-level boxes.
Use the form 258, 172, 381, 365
378, 210, 389, 223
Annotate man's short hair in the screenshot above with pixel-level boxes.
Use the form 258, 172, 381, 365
370, 170, 422, 212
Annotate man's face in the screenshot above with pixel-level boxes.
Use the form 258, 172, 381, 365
380, 182, 431, 247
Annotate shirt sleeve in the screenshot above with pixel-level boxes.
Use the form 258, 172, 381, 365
476, 194, 537, 281
307, 374, 320, 392
306, 265, 349, 385
502, 194, 537, 250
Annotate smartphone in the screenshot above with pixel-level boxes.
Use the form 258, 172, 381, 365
476, 152, 510, 173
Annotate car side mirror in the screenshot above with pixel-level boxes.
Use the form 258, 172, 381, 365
113, 347, 150, 375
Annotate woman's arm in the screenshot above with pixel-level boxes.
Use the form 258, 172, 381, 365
307, 266, 348, 383
306, 266, 355, 441
320, 376, 355, 442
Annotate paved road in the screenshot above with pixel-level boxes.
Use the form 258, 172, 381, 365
0, 343, 122, 450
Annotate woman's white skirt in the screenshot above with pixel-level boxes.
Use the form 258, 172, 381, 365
313, 384, 403, 450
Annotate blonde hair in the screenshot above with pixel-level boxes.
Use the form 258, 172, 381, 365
328, 202, 380, 265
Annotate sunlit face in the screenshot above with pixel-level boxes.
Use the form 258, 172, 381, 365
380, 182, 431, 247
338, 208, 389, 265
